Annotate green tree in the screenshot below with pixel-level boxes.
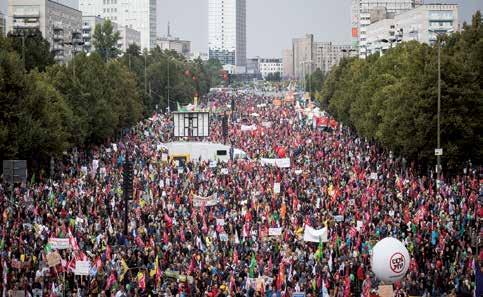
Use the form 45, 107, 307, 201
7, 29, 54, 72
93, 20, 121, 61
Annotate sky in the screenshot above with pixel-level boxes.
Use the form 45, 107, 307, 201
2, 0, 482, 57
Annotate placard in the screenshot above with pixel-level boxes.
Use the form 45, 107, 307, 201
219, 233, 229, 242
370, 172, 378, 180
268, 228, 283, 236
378, 285, 394, 297
216, 219, 225, 226
48, 238, 71, 250
47, 252, 62, 267
74, 260, 90, 276
161, 153, 168, 161
273, 183, 281, 194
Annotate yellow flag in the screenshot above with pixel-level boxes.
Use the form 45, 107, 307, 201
120, 259, 129, 281
20, 254, 25, 262
150, 256, 158, 277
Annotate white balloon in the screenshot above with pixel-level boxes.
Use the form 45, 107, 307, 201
371, 237, 410, 283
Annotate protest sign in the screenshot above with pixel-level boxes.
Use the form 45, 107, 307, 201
47, 252, 62, 267
74, 260, 90, 276
268, 228, 283, 236
48, 238, 71, 250
216, 219, 225, 226
241, 124, 257, 132
273, 183, 280, 194
303, 225, 328, 243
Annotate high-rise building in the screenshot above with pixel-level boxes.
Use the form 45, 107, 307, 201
7, 0, 82, 63
208, 0, 247, 71
351, 0, 422, 57
119, 25, 141, 52
292, 34, 314, 80
0, 12, 6, 36
365, 4, 459, 56
313, 42, 356, 74
282, 49, 294, 79
79, 0, 156, 50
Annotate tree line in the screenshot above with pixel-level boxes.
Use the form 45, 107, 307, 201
0, 20, 222, 173
316, 12, 482, 173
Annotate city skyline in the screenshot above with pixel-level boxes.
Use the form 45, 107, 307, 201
1, 0, 482, 56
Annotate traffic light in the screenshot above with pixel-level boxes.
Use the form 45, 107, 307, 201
123, 159, 134, 199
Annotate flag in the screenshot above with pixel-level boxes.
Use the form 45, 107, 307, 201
44, 243, 53, 254
137, 271, 146, 290
119, 259, 129, 281
233, 248, 238, 264
315, 238, 323, 262
249, 254, 257, 278
105, 244, 112, 261
150, 256, 159, 277
105, 271, 117, 290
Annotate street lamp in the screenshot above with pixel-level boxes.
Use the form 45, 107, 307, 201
428, 27, 453, 191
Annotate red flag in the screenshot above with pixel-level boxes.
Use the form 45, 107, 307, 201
137, 272, 146, 290
105, 271, 117, 290
233, 249, 239, 264
164, 213, 173, 228
106, 244, 112, 261
135, 235, 145, 248
163, 231, 169, 245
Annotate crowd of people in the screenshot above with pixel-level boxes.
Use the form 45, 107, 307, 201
0, 90, 481, 297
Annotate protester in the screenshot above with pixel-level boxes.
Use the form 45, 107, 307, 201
0, 89, 481, 297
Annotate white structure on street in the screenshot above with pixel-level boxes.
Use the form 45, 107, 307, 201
365, 4, 459, 56
208, 0, 246, 71
351, 0, 422, 57
259, 58, 283, 79
7, 0, 82, 62
79, 0, 156, 49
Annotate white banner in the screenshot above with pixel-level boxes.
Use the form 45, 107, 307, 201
74, 261, 90, 276
273, 183, 281, 194
303, 225, 328, 243
268, 227, 283, 236
48, 238, 71, 250
260, 158, 290, 168
261, 121, 272, 128
241, 124, 257, 132
193, 195, 218, 207
216, 219, 225, 226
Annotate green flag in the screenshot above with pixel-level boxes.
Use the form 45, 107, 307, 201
315, 238, 323, 262
44, 243, 52, 254
249, 254, 257, 278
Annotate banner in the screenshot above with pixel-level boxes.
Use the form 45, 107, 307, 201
216, 219, 225, 226
303, 225, 328, 243
268, 228, 283, 236
241, 124, 257, 132
260, 158, 290, 168
193, 194, 218, 207
261, 121, 272, 128
74, 261, 90, 276
48, 238, 71, 250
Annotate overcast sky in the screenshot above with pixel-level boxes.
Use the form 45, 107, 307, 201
2, 0, 482, 57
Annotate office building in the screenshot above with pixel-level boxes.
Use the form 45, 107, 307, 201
208, 0, 247, 71
79, 0, 156, 49
0, 12, 6, 36
292, 34, 314, 79
189, 51, 209, 61
313, 42, 356, 74
7, 0, 82, 62
365, 4, 459, 56
351, 0, 422, 57
282, 49, 294, 79
259, 58, 283, 79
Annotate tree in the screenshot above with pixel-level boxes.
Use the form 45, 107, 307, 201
7, 29, 54, 72
93, 20, 121, 61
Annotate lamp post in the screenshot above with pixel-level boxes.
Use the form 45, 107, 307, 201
428, 28, 454, 192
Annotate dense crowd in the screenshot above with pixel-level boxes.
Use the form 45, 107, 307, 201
0, 90, 481, 297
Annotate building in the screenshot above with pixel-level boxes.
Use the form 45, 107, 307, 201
313, 42, 356, 74
351, 0, 422, 57
208, 0, 247, 72
282, 49, 293, 79
365, 4, 459, 56
7, 0, 82, 62
259, 58, 283, 79
79, 0, 156, 49
292, 34, 314, 79
0, 12, 6, 36
246, 57, 259, 75
118, 25, 141, 52
189, 51, 209, 61
156, 23, 191, 57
